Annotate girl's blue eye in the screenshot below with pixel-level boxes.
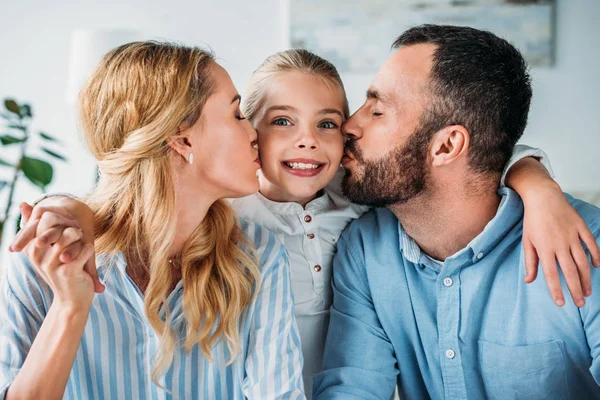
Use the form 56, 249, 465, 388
319, 121, 338, 129
273, 118, 292, 126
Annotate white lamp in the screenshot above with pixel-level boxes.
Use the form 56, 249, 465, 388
65, 29, 144, 104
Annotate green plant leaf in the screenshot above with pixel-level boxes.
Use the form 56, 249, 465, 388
21, 157, 53, 189
4, 99, 20, 115
8, 124, 25, 131
20, 104, 32, 118
41, 147, 67, 161
0, 158, 14, 167
0, 135, 25, 145
39, 132, 59, 142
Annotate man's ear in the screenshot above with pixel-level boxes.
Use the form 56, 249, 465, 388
430, 125, 470, 167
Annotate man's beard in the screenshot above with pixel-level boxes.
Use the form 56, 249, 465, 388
341, 126, 433, 208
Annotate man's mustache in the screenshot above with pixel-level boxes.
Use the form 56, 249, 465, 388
344, 140, 361, 161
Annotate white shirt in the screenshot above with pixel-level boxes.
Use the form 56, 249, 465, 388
229, 144, 552, 398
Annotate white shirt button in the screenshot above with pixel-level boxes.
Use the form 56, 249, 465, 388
446, 349, 455, 359
476, 252, 484, 260
443, 277, 453, 287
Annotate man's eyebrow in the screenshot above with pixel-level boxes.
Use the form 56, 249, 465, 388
366, 89, 379, 100
366, 89, 390, 105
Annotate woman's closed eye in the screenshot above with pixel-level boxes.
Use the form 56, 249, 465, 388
235, 110, 246, 121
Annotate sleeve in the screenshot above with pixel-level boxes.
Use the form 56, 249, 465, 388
313, 231, 398, 400
578, 217, 600, 384
500, 144, 555, 187
242, 229, 306, 400
0, 253, 50, 398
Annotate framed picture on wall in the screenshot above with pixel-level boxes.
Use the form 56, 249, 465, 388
290, 0, 555, 73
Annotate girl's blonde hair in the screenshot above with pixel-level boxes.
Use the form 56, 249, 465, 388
79, 41, 260, 383
242, 48, 350, 123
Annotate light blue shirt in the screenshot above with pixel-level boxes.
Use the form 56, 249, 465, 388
0, 220, 306, 399
314, 188, 600, 399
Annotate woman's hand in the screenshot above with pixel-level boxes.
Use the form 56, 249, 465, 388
10, 197, 104, 294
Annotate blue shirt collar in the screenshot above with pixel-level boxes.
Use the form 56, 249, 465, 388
398, 187, 524, 266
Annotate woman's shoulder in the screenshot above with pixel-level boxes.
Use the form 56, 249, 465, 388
238, 218, 288, 273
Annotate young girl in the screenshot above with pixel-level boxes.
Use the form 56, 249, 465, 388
12, 49, 599, 398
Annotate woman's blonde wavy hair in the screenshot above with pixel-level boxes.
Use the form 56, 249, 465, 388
79, 41, 261, 383
242, 48, 350, 124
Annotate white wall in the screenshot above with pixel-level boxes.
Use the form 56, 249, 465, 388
1, 0, 599, 267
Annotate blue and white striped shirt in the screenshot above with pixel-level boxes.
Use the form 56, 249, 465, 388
0, 220, 305, 399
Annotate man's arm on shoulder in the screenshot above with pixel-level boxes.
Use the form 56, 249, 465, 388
313, 228, 398, 400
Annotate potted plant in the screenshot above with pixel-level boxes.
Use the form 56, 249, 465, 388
0, 98, 67, 248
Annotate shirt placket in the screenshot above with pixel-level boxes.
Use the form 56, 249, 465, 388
437, 258, 468, 399
300, 210, 324, 294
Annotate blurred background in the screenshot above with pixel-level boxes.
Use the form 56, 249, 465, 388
1, 0, 599, 270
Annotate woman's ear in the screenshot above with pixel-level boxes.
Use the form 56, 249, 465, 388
430, 125, 470, 168
167, 131, 193, 163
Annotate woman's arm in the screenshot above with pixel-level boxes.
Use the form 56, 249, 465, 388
2, 243, 96, 399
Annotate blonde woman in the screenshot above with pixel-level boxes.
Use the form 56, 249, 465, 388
0, 42, 305, 399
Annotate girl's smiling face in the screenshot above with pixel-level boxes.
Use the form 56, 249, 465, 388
253, 71, 346, 206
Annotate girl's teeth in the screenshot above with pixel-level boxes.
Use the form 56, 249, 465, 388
286, 162, 320, 169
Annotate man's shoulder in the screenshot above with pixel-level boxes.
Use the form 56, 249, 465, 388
341, 207, 399, 246
565, 193, 600, 235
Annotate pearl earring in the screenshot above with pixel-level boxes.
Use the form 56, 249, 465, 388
188, 153, 194, 165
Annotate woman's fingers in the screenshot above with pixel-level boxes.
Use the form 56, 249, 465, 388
10, 208, 77, 252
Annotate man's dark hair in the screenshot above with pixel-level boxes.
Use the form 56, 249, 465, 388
393, 24, 532, 175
